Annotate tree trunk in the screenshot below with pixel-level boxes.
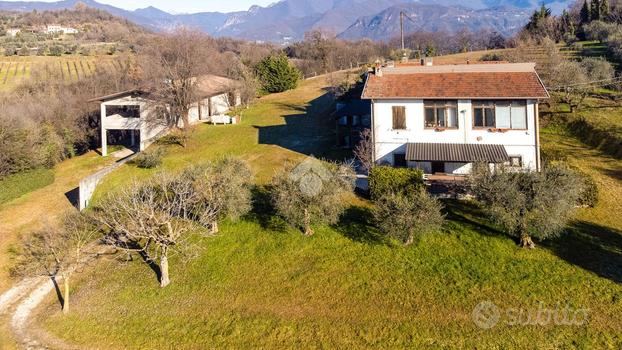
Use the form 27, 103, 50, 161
519, 232, 536, 249
303, 209, 314, 236
160, 247, 171, 288
210, 221, 219, 234
63, 275, 69, 314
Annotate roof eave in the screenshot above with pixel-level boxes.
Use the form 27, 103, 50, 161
361, 95, 550, 100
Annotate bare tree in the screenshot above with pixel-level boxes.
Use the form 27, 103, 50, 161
469, 164, 584, 248
95, 158, 252, 287
95, 172, 197, 287
139, 28, 217, 146
13, 213, 99, 313
354, 128, 374, 174
373, 189, 445, 245
270, 158, 355, 235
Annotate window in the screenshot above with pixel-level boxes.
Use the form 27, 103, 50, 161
424, 101, 458, 129
106, 105, 140, 118
394, 154, 407, 167
392, 106, 406, 130
507, 156, 523, 168
473, 100, 527, 129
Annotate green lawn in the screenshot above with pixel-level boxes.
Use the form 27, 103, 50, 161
0, 169, 54, 205
32, 76, 622, 348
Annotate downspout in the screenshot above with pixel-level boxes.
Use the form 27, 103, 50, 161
371, 99, 376, 164
535, 101, 541, 171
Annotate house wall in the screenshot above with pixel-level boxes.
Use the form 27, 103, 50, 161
373, 99, 539, 173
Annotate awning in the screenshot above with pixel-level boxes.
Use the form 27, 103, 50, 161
405, 143, 509, 163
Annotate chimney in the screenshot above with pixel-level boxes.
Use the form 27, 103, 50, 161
374, 61, 383, 77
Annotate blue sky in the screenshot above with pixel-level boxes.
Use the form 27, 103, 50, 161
11, 0, 277, 13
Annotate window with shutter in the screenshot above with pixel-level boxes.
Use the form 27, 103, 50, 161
392, 106, 406, 130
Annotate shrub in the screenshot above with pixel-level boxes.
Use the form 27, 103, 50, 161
131, 149, 164, 169
270, 158, 355, 235
49, 45, 63, 56
575, 170, 599, 208
581, 57, 615, 81
255, 53, 300, 93
373, 189, 445, 245
368, 166, 424, 200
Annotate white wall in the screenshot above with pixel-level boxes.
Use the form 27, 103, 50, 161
373, 99, 539, 173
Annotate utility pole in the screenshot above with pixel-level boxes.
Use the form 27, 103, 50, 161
400, 11, 405, 51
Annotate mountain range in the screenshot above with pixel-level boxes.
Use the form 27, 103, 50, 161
0, 0, 574, 43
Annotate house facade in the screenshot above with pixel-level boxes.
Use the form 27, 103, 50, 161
91, 75, 241, 156
361, 62, 549, 174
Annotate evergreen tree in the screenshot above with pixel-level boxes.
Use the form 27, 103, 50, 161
581, 0, 591, 24
255, 53, 300, 93
591, 0, 601, 21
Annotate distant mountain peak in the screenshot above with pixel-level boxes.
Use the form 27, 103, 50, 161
0, 0, 574, 43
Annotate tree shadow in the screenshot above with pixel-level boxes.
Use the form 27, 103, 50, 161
243, 185, 288, 232
333, 206, 387, 245
50, 276, 64, 310
543, 221, 622, 284
254, 92, 340, 160
441, 199, 506, 238
138, 250, 162, 283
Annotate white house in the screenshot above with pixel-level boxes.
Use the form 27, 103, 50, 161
91, 75, 242, 157
45, 25, 78, 35
361, 61, 549, 174
6, 28, 21, 37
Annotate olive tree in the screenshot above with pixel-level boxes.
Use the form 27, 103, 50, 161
95, 158, 252, 287
14, 213, 99, 313
373, 189, 445, 245
183, 157, 253, 234
469, 164, 584, 248
270, 158, 355, 235
95, 172, 197, 288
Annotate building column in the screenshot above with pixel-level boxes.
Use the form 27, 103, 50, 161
100, 103, 108, 157
130, 129, 136, 147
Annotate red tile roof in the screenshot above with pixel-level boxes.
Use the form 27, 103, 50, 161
362, 67, 549, 100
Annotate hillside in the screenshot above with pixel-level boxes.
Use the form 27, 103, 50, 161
0, 0, 575, 43
339, 4, 529, 41
21, 73, 622, 349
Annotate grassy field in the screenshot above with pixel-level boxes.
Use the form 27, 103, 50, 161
0, 55, 126, 91
0, 169, 54, 205
26, 76, 622, 348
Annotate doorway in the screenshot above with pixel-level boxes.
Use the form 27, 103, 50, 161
431, 161, 445, 174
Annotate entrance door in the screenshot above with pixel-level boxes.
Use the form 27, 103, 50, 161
431, 162, 445, 174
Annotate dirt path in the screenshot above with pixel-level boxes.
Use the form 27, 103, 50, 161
0, 151, 112, 294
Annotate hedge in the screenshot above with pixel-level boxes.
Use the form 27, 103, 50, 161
368, 166, 424, 200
